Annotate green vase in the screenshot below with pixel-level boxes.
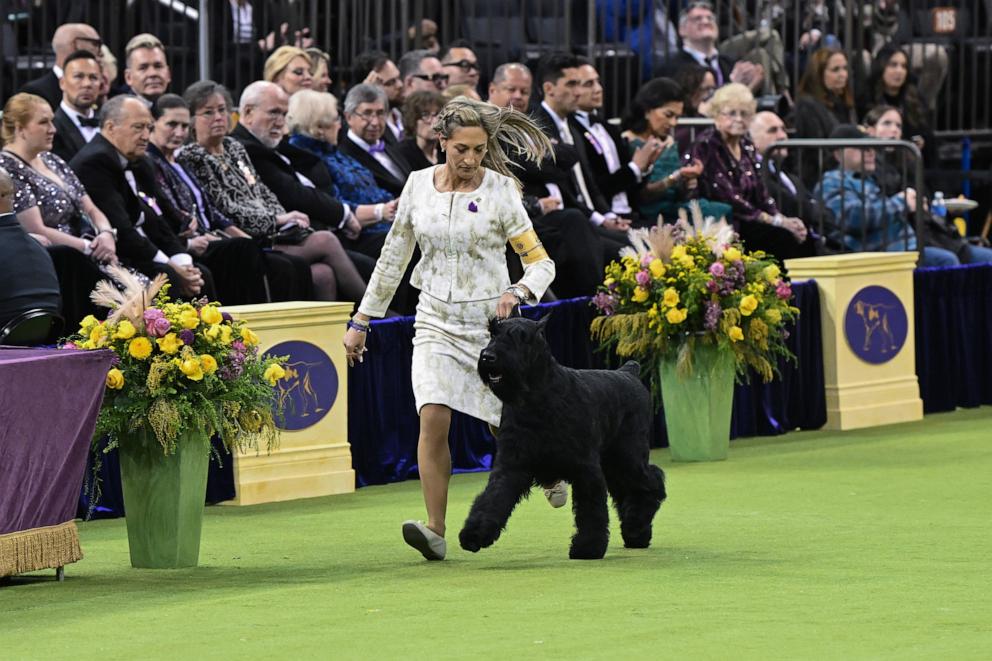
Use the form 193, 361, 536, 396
658, 344, 736, 462
118, 427, 211, 568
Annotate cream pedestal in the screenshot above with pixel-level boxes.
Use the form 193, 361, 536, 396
785, 253, 923, 431
220, 302, 355, 504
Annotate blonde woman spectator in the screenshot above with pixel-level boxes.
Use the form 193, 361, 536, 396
263, 46, 313, 96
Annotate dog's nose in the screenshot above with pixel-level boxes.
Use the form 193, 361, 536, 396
480, 350, 496, 365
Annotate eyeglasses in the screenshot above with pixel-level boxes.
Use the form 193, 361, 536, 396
443, 59, 479, 72
411, 73, 449, 84
719, 109, 753, 119
353, 109, 386, 121
73, 36, 103, 51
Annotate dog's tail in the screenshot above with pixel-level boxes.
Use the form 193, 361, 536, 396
618, 360, 641, 376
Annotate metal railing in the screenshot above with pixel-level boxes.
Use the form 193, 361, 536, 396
762, 138, 927, 257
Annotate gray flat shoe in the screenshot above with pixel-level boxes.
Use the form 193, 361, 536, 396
402, 520, 446, 561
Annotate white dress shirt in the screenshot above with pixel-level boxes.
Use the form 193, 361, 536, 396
541, 101, 610, 226
60, 100, 100, 144
574, 110, 641, 215
347, 129, 405, 182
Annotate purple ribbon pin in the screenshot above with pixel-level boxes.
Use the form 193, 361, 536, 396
468, 201, 478, 213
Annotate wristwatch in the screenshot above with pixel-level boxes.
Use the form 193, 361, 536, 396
506, 285, 528, 304
98, 228, 118, 239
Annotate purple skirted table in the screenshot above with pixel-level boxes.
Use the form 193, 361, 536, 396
0, 346, 112, 579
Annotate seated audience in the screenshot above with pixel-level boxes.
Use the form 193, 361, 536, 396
52, 50, 103, 162
123, 33, 172, 107
574, 59, 662, 224
620, 78, 727, 226
672, 63, 716, 153
306, 48, 332, 92
748, 110, 839, 252
20, 23, 103, 111
789, 46, 856, 186
396, 90, 444, 171
861, 109, 992, 266
338, 84, 412, 196
69, 95, 208, 298
353, 51, 404, 142
0, 169, 62, 330
691, 83, 815, 262
487, 62, 533, 113
659, 1, 764, 94
1, 93, 113, 324
177, 81, 364, 302
439, 40, 481, 91
398, 49, 449, 98
146, 93, 274, 304
264, 46, 313, 97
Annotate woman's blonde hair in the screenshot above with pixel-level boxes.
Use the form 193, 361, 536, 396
1, 93, 47, 145
263, 46, 311, 83
705, 82, 756, 118
287, 89, 338, 137
433, 96, 552, 188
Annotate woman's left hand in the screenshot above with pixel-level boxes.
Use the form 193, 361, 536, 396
496, 292, 520, 319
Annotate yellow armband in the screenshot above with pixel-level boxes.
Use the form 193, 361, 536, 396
508, 229, 548, 265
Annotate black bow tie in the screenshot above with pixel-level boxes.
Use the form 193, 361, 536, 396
78, 115, 100, 128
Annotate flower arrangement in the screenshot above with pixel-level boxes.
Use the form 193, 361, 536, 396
590, 205, 799, 401
64, 266, 287, 455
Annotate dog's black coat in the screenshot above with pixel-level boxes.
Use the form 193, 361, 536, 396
460, 315, 667, 559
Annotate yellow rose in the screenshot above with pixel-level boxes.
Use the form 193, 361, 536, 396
79, 314, 99, 332
671, 245, 687, 261
631, 287, 649, 303
729, 326, 744, 342
157, 333, 183, 355
128, 337, 153, 360
112, 320, 136, 340
662, 288, 680, 308
241, 327, 260, 346
762, 264, 781, 282
204, 324, 222, 341
665, 307, 688, 324
765, 308, 782, 324
89, 324, 108, 347
106, 368, 125, 390
739, 294, 759, 316
219, 324, 233, 345
179, 358, 204, 381
649, 259, 665, 278
199, 354, 218, 375
604, 277, 616, 286
723, 247, 742, 262
200, 305, 223, 325
264, 363, 287, 386
178, 308, 200, 330
680, 255, 695, 269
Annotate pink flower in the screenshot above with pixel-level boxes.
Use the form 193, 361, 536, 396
640, 254, 654, 267
776, 282, 792, 300
62, 342, 78, 350
143, 308, 164, 324
709, 262, 725, 277
147, 316, 172, 338
635, 270, 651, 286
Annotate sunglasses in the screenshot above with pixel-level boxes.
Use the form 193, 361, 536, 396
411, 73, 449, 84
443, 59, 479, 72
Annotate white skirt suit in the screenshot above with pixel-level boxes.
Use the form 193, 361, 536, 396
357, 165, 556, 426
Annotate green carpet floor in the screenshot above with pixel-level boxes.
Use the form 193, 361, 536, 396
3, 407, 991, 660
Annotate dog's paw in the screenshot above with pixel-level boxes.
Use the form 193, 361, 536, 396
621, 529, 652, 549
459, 524, 499, 553
569, 536, 608, 560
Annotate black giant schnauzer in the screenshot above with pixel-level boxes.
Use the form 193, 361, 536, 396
460, 315, 667, 560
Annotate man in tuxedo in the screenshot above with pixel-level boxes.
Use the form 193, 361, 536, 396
488, 62, 532, 113
20, 23, 103, 111
51, 50, 102, 162
749, 111, 837, 252
234, 81, 350, 234
339, 84, 411, 197
440, 40, 480, 91
659, 1, 764, 94
69, 96, 206, 297
122, 34, 172, 107
398, 49, 448, 99
572, 59, 662, 222
353, 51, 404, 144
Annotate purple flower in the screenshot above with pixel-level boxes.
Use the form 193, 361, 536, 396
635, 270, 651, 286
592, 292, 616, 316
221, 312, 233, 323
468, 201, 478, 213
147, 316, 172, 338
232, 340, 246, 352
709, 262, 725, 277
704, 301, 721, 331
143, 308, 164, 325
706, 280, 719, 293
178, 329, 195, 346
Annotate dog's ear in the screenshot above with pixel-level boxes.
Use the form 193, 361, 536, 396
535, 311, 552, 334
488, 316, 500, 335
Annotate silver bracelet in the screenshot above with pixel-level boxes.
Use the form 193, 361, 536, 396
374, 203, 384, 222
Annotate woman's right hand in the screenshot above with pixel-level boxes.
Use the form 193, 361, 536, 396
679, 159, 704, 181
343, 327, 368, 367
784, 217, 808, 243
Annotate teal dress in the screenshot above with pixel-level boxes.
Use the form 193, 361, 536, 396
630, 139, 731, 225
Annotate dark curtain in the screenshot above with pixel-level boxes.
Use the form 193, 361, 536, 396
914, 264, 992, 412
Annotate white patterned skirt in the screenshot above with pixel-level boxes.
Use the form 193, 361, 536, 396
412, 292, 502, 426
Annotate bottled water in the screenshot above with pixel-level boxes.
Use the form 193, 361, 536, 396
932, 191, 946, 219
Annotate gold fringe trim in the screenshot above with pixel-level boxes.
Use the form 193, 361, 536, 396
0, 521, 83, 577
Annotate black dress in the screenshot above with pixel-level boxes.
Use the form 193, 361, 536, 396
395, 138, 440, 173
